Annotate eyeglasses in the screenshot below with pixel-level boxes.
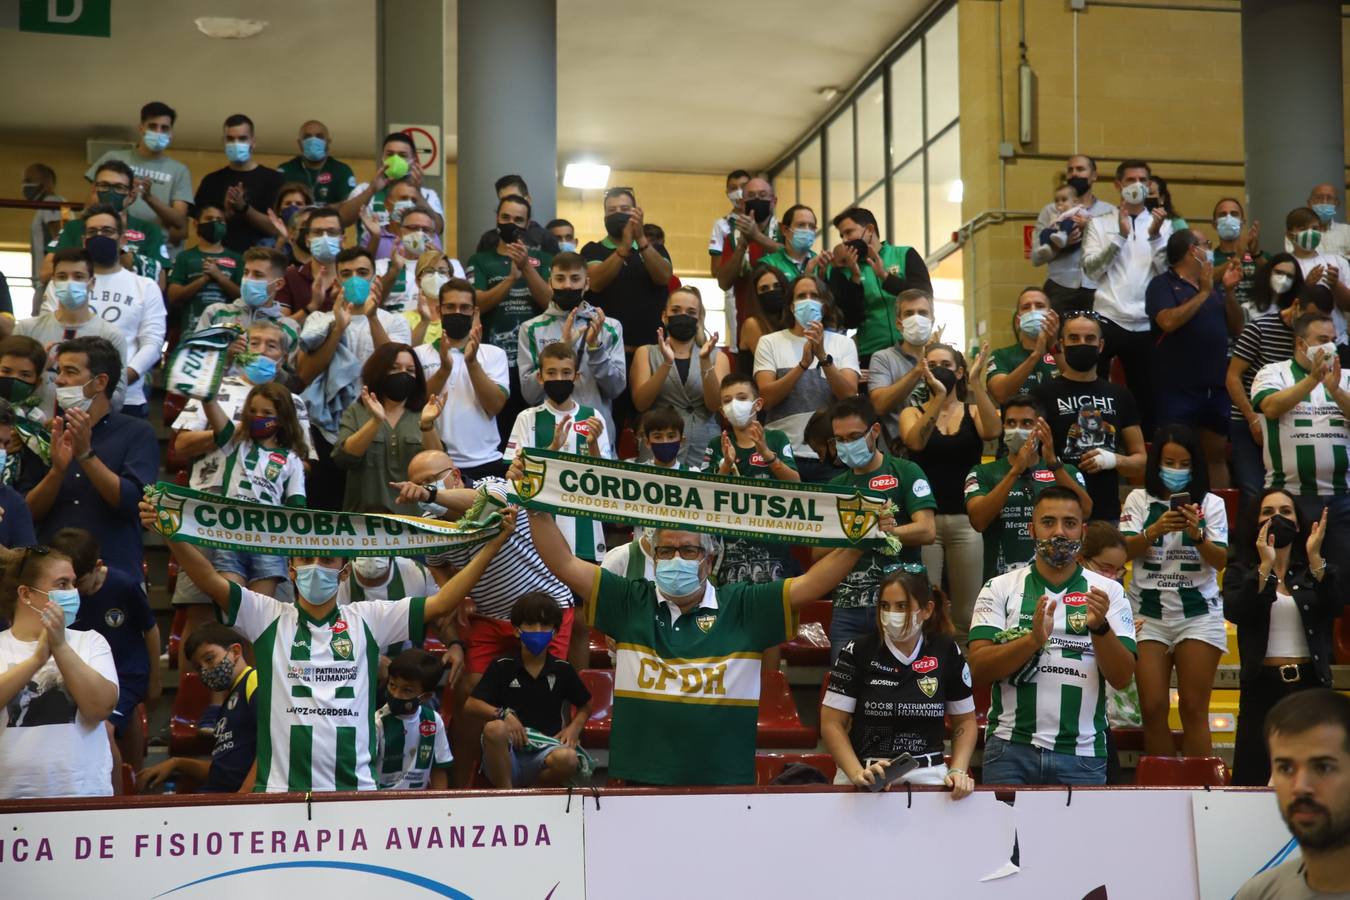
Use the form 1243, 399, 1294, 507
653, 545, 706, 561
93, 181, 131, 195
84, 226, 120, 238
883, 561, 928, 575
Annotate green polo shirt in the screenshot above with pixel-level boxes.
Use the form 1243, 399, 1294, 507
589, 568, 795, 785
277, 155, 358, 205
988, 343, 1060, 395
168, 245, 244, 330
756, 248, 819, 280
828, 454, 937, 607
468, 247, 551, 368
855, 242, 916, 356
963, 458, 1087, 582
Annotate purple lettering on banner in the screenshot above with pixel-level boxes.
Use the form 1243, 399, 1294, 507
537, 823, 551, 846
492, 826, 507, 847
206, 832, 222, 856
515, 825, 528, 846
134, 834, 148, 857
385, 828, 401, 850
317, 829, 331, 852
294, 831, 309, 853
353, 828, 368, 850
425, 828, 441, 850
75, 836, 91, 860
472, 825, 485, 848
99, 835, 114, 859
270, 830, 283, 854
449, 826, 464, 848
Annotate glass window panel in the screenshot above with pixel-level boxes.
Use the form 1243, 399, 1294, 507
889, 46, 922, 169
857, 183, 887, 251
931, 249, 965, 353
889, 153, 925, 255
826, 108, 855, 245
856, 79, 886, 200
924, 7, 959, 133
926, 125, 962, 257
776, 158, 797, 211
798, 138, 823, 252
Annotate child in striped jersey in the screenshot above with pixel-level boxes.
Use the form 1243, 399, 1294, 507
200, 381, 309, 597
376, 649, 452, 790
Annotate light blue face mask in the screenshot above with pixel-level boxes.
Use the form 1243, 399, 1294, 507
790, 228, 817, 253
294, 563, 341, 604
1159, 466, 1191, 493
243, 355, 278, 384
31, 587, 81, 627
1203, 249, 1215, 266
309, 234, 341, 262
143, 130, 171, 153
225, 141, 252, 164
301, 136, 327, 162
793, 299, 823, 328
558, 241, 577, 254
342, 275, 372, 305
836, 434, 875, 469
1215, 214, 1242, 241
654, 556, 704, 598
241, 278, 271, 307
1313, 203, 1337, 225
1018, 309, 1046, 337
55, 280, 88, 310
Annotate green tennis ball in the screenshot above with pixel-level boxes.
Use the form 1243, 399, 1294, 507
384, 154, 410, 180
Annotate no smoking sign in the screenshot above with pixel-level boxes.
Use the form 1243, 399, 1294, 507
388, 123, 441, 177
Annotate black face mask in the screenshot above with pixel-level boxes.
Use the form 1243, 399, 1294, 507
386, 695, 420, 717
84, 235, 120, 268
846, 237, 871, 263
745, 198, 771, 223
380, 371, 417, 403
757, 287, 785, 315
1066, 176, 1092, 197
553, 287, 584, 311
1260, 514, 1301, 550
1063, 344, 1100, 373
497, 222, 523, 245
543, 379, 575, 404
604, 212, 630, 240
0, 376, 35, 404
199, 220, 227, 244
666, 314, 698, 342
441, 313, 473, 340
930, 366, 959, 394
21, 183, 42, 201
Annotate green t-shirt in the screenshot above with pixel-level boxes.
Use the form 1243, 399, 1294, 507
856, 242, 914, 356
963, 458, 1086, 582
1213, 248, 1271, 322
276, 155, 358, 206
590, 568, 794, 785
755, 248, 818, 281
54, 214, 168, 282
987, 343, 1060, 396
828, 454, 938, 607
702, 429, 798, 585
468, 248, 552, 368
169, 245, 244, 331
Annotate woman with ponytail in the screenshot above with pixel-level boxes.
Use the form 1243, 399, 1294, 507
0, 545, 119, 798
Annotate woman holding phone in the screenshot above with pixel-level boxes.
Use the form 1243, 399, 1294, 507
1119, 424, 1229, 758
820, 566, 977, 798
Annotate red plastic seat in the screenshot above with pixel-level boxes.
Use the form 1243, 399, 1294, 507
617, 428, 639, 461
588, 629, 612, 668
169, 671, 215, 757
781, 600, 832, 666
757, 669, 815, 748
1336, 609, 1350, 665
754, 752, 837, 785
1135, 755, 1229, 786
1215, 488, 1239, 532
166, 606, 186, 669
577, 669, 614, 749
120, 763, 136, 795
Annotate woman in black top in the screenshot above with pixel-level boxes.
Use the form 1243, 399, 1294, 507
820, 566, 977, 797
899, 344, 1000, 643
1223, 488, 1339, 786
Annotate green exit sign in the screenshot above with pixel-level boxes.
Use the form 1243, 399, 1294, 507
19, 0, 110, 37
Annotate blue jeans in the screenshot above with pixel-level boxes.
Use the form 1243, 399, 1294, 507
981, 735, 1107, 786
1228, 418, 1264, 504
829, 605, 876, 663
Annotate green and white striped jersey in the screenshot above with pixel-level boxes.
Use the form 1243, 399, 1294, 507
1118, 489, 1227, 620
222, 583, 426, 792
1251, 358, 1350, 495
970, 564, 1136, 758
375, 703, 452, 789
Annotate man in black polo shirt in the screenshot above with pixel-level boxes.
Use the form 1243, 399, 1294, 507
581, 186, 673, 351
466, 592, 592, 788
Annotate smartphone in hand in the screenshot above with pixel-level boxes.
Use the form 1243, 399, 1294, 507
862, 753, 920, 792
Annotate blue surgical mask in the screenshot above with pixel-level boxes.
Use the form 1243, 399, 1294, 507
793, 299, 823, 328
519, 630, 554, 656
391, 200, 415, 223
1203, 249, 1215, 266
225, 141, 252, 164
1313, 203, 1337, 225
1018, 309, 1046, 337
1215, 215, 1242, 241
309, 234, 341, 262
143, 130, 171, 153
243, 355, 278, 384
301, 136, 327, 162
294, 563, 341, 604
790, 228, 817, 253
32, 587, 81, 627
55, 280, 88, 309
1159, 466, 1191, 492
342, 275, 372, 305
558, 241, 577, 254
241, 277, 271, 307
836, 434, 875, 469
654, 556, 704, 598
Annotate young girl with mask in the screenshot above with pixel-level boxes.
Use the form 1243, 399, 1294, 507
0, 544, 119, 798
630, 286, 729, 468
1119, 424, 1229, 759
820, 567, 976, 798
1224, 489, 1339, 785
738, 266, 790, 372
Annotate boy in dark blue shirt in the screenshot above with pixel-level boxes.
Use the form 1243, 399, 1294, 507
52, 527, 160, 772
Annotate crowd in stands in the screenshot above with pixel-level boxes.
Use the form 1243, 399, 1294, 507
4, 101, 1350, 803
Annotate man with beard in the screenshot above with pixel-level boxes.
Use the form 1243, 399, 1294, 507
1238, 690, 1350, 898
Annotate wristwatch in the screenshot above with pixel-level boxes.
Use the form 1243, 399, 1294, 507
1089, 621, 1111, 636
821, 354, 834, 368
421, 483, 438, 503
497, 706, 515, 721
78, 449, 96, 462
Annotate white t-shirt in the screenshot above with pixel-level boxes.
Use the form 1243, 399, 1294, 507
1293, 253, 1350, 341
752, 329, 861, 458
375, 255, 465, 316
415, 342, 510, 468
42, 267, 166, 407
0, 628, 119, 799
299, 308, 413, 369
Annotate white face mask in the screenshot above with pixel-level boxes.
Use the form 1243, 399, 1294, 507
1270, 273, 1294, 295
1308, 341, 1339, 364
1121, 181, 1149, 205
722, 398, 757, 428
55, 380, 94, 413
352, 557, 391, 580
419, 272, 449, 299
901, 315, 933, 345
881, 610, 924, 643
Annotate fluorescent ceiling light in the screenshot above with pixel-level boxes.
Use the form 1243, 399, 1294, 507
195, 17, 268, 39
947, 179, 964, 203
563, 163, 611, 190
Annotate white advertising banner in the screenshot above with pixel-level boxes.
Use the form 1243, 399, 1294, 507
1193, 790, 1296, 900
0, 793, 584, 899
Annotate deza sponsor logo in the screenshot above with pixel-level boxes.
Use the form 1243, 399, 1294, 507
911, 656, 939, 675
869, 475, 899, 491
